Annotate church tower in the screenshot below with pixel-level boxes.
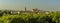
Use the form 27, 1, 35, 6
25, 6, 27, 11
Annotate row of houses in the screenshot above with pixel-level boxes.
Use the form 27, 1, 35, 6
0, 8, 50, 16
9, 8, 50, 14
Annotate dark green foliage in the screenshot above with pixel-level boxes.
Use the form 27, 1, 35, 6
0, 11, 60, 23
0, 21, 4, 23
0, 12, 4, 16
11, 18, 25, 23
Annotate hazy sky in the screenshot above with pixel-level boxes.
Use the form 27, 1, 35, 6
0, 0, 60, 11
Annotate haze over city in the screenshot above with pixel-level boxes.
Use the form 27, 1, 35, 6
0, 0, 60, 11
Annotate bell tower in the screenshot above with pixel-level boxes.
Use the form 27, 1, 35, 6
25, 6, 27, 11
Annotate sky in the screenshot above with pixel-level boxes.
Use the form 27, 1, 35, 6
0, 0, 60, 11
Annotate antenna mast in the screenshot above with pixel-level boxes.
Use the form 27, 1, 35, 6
24, 0, 27, 11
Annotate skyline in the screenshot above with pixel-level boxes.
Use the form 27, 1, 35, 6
0, 0, 60, 11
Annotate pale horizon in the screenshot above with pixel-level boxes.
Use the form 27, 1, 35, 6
0, 0, 60, 11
